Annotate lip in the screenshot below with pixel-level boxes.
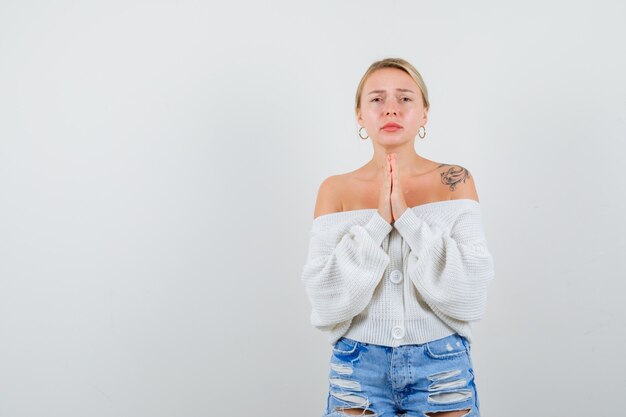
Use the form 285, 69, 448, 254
381, 122, 402, 131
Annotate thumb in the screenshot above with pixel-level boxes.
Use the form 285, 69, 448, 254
386, 156, 393, 189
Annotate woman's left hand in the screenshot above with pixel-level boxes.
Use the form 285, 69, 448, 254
389, 153, 409, 222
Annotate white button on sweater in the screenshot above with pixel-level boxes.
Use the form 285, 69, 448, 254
389, 270, 403, 284
301, 199, 495, 347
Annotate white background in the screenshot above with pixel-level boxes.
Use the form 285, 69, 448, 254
1, 1, 625, 416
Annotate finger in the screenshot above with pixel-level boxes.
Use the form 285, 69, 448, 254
383, 161, 391, 190
392, 161, 398, 183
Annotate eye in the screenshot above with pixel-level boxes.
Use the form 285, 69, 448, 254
401, 97, 412, 102
371, 97, 381, 102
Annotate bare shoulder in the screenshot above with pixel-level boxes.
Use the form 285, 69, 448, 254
313, 175, 345, 219
436, 163, 480, 202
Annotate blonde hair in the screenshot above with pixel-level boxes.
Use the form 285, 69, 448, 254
354, 57, 430, 116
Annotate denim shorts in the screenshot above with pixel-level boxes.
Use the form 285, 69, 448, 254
324, 333, 480, 417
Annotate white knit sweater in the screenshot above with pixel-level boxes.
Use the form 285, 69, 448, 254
301, 199, 495, 347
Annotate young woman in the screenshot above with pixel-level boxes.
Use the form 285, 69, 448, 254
301, 58, 495, 417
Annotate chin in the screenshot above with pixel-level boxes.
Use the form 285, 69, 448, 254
377, 139, 410, 148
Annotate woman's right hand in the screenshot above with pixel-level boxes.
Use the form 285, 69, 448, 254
378, 154, 393, 224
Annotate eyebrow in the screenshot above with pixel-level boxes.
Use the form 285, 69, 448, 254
367, 88, 416, 94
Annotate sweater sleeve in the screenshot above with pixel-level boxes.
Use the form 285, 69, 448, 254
301, 211, 392, 331
393, 204, 495, 322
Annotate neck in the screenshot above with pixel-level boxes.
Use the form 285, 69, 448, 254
366, 145, 423, 178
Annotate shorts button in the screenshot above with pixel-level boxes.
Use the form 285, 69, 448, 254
389, 270, 403, 284
392, 325, 405, 339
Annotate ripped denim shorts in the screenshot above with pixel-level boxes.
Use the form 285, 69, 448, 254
324, 333, 480, 417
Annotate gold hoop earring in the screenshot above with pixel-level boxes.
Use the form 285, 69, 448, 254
358, 126, 369, 140
418, 125, 426, 139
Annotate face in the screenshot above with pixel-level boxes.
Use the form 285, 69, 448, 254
357, 67, 427, 145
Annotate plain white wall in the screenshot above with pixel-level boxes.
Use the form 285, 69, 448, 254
1, 1, 624, 416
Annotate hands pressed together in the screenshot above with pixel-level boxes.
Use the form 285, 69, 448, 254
378, 153, 409, 225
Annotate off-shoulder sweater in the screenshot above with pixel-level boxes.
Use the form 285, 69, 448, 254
300, 199, 495, 347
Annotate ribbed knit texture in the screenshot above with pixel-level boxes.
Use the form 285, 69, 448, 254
301, 199, 495, 347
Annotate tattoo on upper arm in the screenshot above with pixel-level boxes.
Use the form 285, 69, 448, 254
438, 164, 471, 191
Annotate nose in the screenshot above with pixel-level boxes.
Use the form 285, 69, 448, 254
385, 103, 398, 115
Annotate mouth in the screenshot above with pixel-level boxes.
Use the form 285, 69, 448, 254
381, 123, 402, 131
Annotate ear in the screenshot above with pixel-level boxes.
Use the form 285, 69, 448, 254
422, 109, 428, 125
